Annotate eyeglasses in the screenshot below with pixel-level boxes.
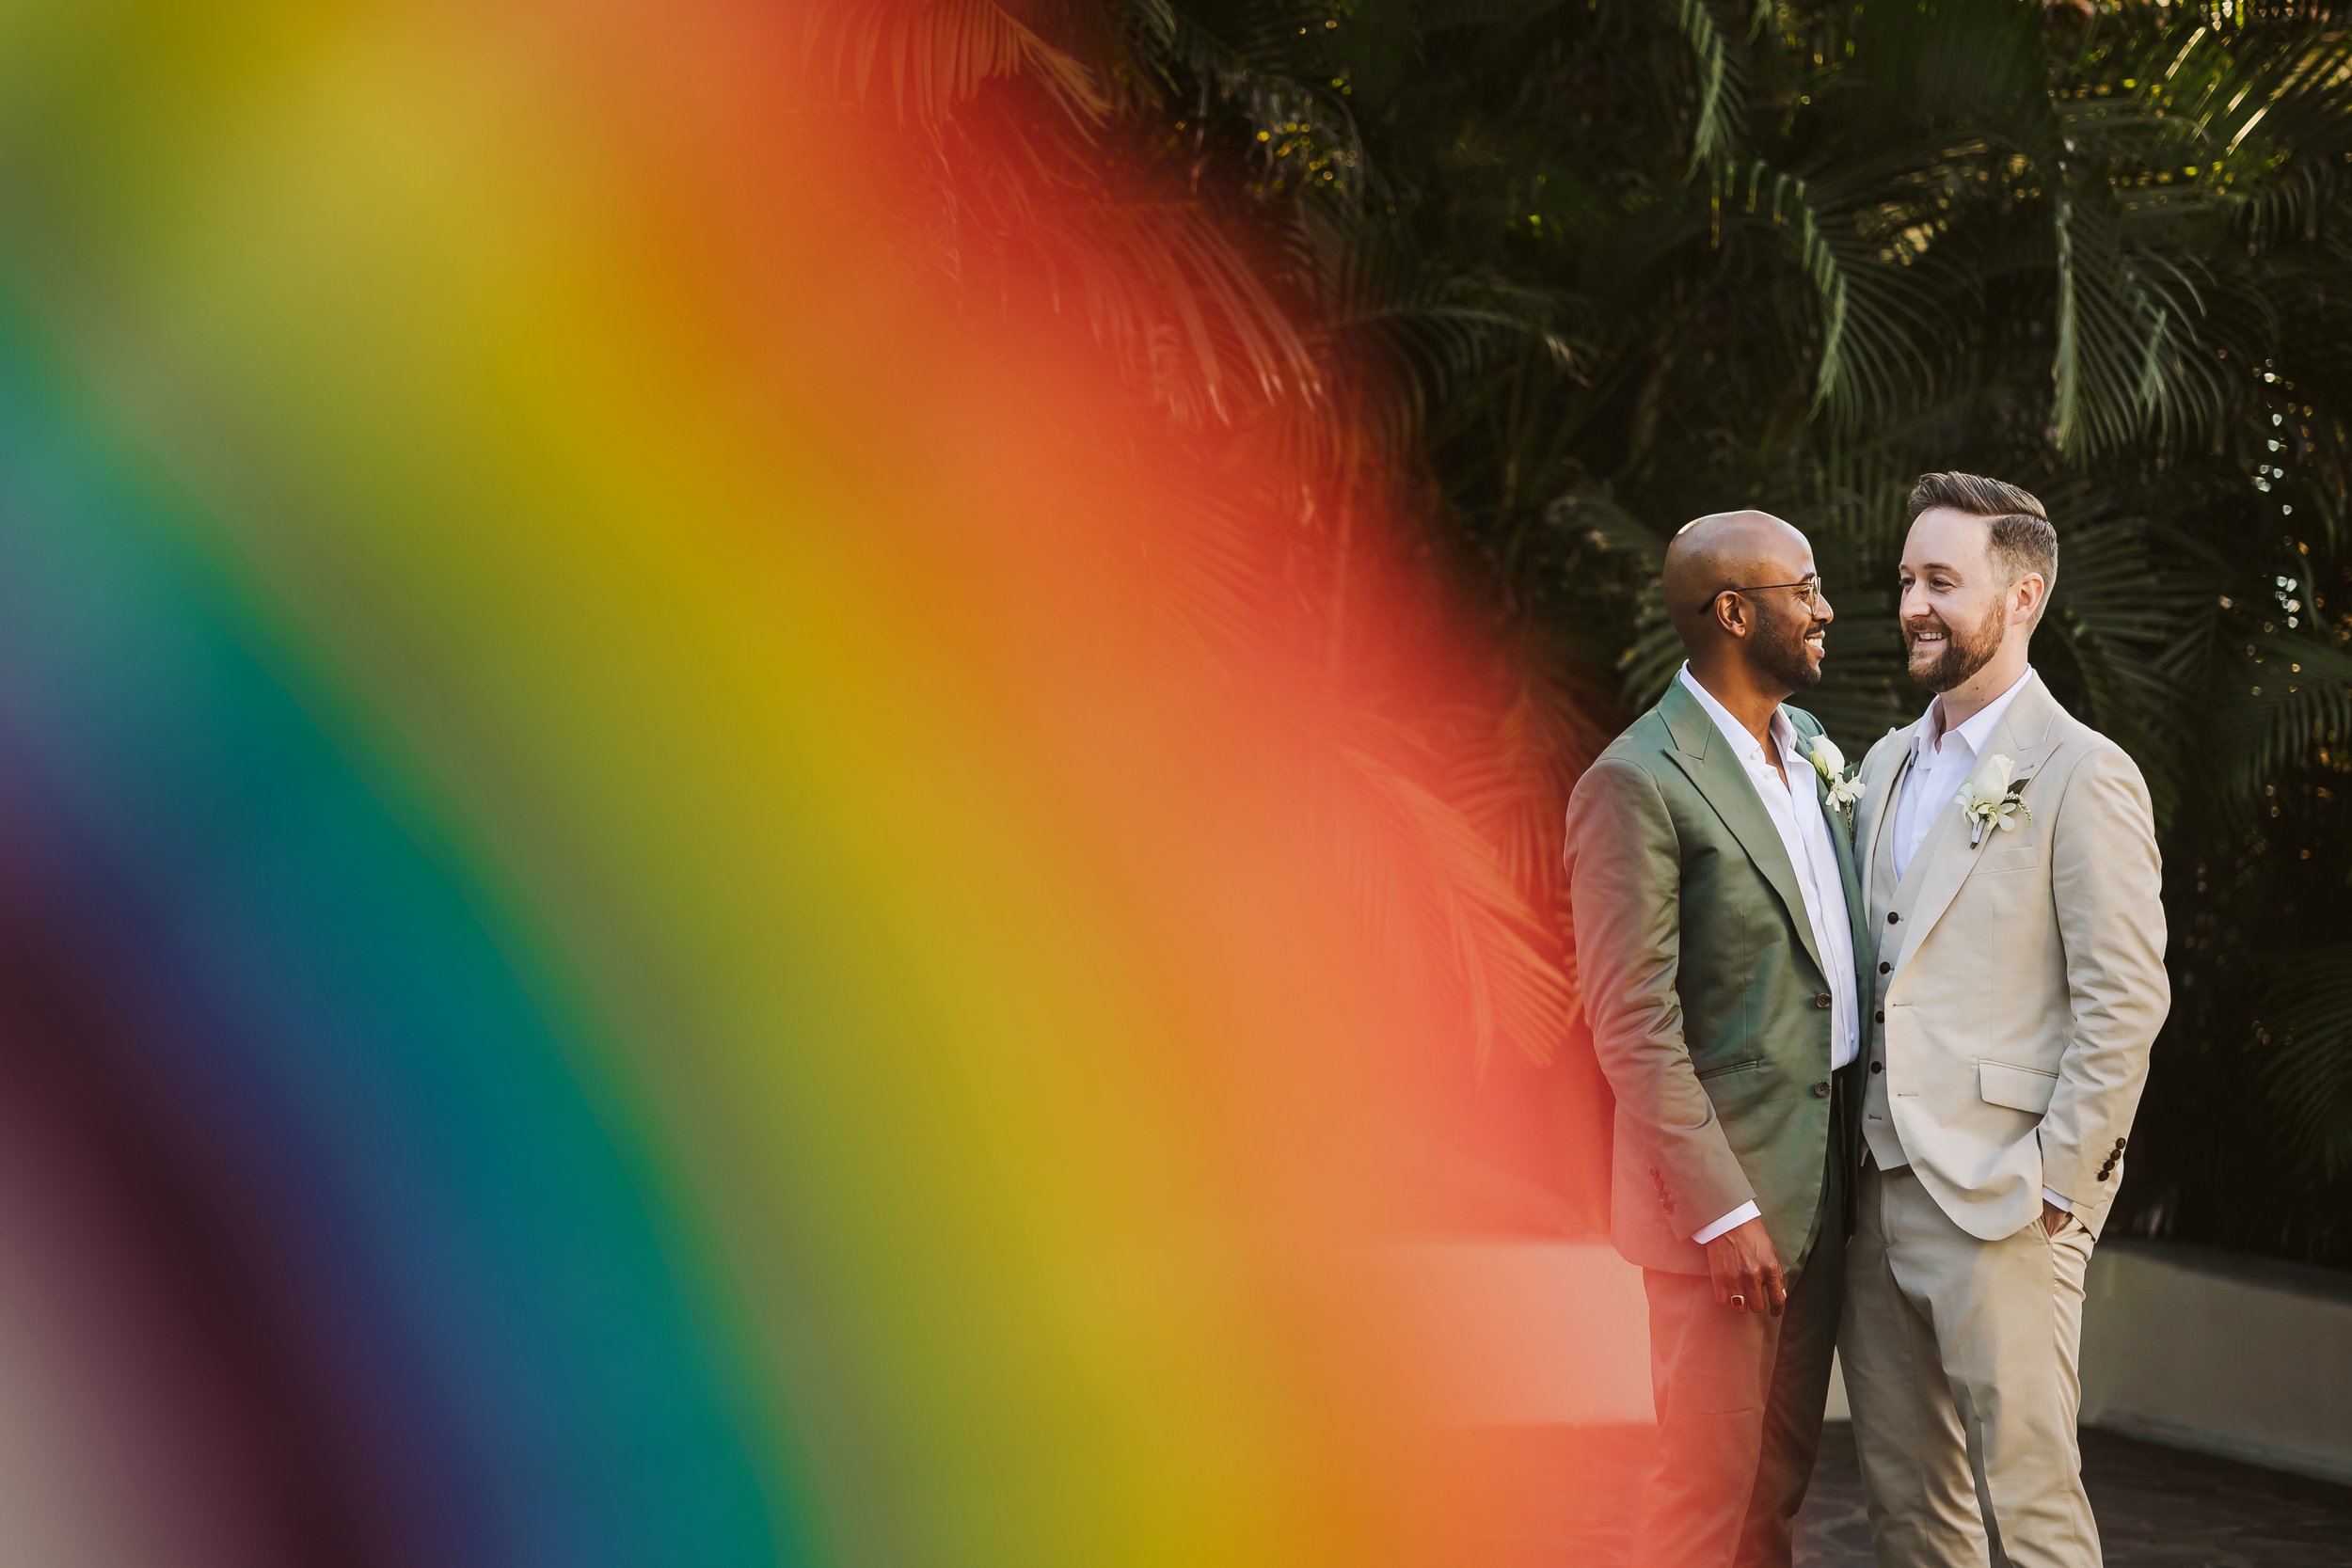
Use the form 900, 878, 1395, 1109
1700, 573, 1825, 615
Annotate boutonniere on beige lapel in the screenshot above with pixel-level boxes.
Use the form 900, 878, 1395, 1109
1805, 733, 1866, 815
1955, 752, 2031, 847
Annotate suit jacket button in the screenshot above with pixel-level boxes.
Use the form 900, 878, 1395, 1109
2098, 1170, 2112, 1181
2115, 1138, 2127, 1150
1869, 1061, 1883, 1074
1879, 961, 1892, 974
1815, 992, 1833, 1009
1887, 911, 1900, 925
1812, 1080, 1831, 1098
1874, 1009, 1886, 1023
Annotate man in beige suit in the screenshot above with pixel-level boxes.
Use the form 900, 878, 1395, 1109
1840, 473, 2169, 1567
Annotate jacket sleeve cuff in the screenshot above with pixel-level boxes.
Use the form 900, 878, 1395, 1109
1692, 1201, 1761, 1245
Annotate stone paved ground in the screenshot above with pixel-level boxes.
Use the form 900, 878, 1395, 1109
1445, 1422, 2352, 1566
1795, 1423, 2352, 1566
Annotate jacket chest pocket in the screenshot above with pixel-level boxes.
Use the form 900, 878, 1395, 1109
1978, 847, 2041, 877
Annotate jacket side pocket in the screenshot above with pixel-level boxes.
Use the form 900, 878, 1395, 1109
1978, 1058, 2058, 1114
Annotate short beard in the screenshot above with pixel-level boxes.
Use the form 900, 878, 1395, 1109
1907, 599, 2005, 692
1756, 617, 1822, 693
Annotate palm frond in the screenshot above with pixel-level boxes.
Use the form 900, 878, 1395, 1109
2255, 942, 2352, 1180
1302, 701, 1579, 1071
2215, 629, 2352, 807
805, 0, 1111, 126
1669, 0, 1748, 171
1709, 156, 1953, 424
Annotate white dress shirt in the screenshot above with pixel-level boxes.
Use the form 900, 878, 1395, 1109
1884, 667, 2073, 1215
1677, 666, 1860, 1244
1890, 666, 2034, 880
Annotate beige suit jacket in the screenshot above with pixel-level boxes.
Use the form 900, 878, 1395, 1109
1852, 673, 2168, 1241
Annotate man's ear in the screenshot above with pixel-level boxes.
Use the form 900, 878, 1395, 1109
1716, 592, 1752, 640
2013, 571, 2048, 625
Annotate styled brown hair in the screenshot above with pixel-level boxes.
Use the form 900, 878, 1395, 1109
1907, 470, 2058, 621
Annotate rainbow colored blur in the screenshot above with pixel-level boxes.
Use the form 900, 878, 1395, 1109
0, 3, 1611, 1562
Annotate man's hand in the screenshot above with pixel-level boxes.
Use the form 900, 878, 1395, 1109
1703, 1217, 1787, 1317
2041, 1199, 2071, 1237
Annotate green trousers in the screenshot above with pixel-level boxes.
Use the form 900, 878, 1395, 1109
1627, 1080, 1851, 1568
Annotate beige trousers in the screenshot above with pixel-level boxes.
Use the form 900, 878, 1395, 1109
1840, 1162, 2099, 1568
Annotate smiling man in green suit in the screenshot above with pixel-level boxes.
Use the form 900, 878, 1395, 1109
1563, 511, 1869, 1568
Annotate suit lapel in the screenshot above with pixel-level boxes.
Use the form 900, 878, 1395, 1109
1855, 721, 1917, 890
1888, 674, 2066, 974
1823, 768, 1870, 978
1658, 681, 1827, 983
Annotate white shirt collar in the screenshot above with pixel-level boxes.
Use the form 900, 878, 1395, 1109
1914, 665, 2035, 763
1677, 663, 1797, 765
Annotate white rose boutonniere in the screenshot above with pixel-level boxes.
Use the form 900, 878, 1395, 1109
1955, 752, 2031, 847
1806, 733, 1866, 815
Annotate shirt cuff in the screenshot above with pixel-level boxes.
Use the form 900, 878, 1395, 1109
2042, 1186, 2074, 1213
1692, 1202, 1761, 1245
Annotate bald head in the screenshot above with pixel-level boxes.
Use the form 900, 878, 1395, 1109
1663, 511, 1813, 644
1661, 509, 1831, 700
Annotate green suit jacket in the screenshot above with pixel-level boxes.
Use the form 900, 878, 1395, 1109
1562, 678, 1868, 1275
